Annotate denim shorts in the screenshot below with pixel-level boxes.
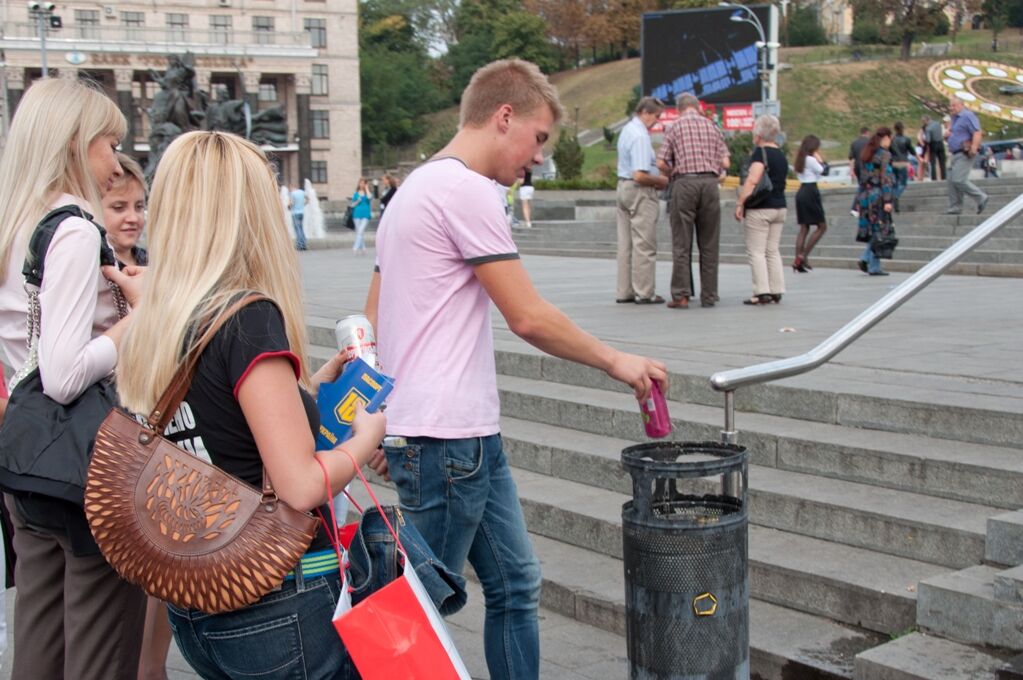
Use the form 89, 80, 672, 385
166, 572, 357, 680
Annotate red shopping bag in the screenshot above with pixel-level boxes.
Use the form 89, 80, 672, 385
333, 550, 470, 680
314, 452, 471, 680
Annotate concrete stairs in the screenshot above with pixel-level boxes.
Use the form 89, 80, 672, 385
305, 313, 1023, 678
515, 179, 1023, 277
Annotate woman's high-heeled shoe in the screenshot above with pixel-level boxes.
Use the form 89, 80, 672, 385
803, 259, 813, 271
792, 256, 808, 273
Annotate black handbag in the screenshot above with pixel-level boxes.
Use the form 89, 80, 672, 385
871, 228, 899, 259
0, 206, 127, 508
743, 146, 774, 209
344, 206, 355, 230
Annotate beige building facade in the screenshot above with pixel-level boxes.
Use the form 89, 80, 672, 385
0, 0, 360, 200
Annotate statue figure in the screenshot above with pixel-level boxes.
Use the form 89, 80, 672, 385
145, 53, 289, 178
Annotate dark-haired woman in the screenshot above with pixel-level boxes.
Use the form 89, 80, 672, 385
855, 127, 896, 276
793, 135, 828, 273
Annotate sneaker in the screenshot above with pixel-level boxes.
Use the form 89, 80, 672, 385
850, 209, 860, 218
977, 196, 989, 214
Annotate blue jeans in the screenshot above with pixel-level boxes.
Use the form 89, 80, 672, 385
167, 573, 356, 680
382, 434, 541, 680
353, 218, 369, 252
892, 166, 908, 199
860, 243, 884, 274
293, 212, 307, 250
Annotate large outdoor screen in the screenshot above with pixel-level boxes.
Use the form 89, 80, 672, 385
642, 6, 771, 105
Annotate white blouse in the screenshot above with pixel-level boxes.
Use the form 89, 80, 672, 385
0, 194, 118, 404
797, 155, 825, 184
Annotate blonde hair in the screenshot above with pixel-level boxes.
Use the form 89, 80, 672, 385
111, 152, 146, 194
459, 59, 564, 128
117, 131, 310, 413
0, 77, 126, 281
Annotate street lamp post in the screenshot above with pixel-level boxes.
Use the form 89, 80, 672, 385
26, 2, 56, 77
720, 2, 768, 104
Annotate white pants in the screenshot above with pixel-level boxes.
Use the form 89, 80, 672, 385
743, 207, 787, 295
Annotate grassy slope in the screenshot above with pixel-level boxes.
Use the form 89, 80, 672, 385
412, 30, 1023, 178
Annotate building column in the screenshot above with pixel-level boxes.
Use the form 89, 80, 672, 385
294, 73, 312, 185
5, 67, 24, 121
242, 71, 261, 112
114, 68, 135, 155
195, 69, 212, 99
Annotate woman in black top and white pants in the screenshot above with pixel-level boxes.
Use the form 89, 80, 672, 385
735, 115, 789, 305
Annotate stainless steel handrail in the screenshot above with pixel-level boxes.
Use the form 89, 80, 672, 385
710, 189, 1023, 443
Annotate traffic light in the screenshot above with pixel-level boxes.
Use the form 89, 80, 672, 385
26, 2, 56, 11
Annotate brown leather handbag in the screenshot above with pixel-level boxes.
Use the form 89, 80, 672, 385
85, 295, 319, 614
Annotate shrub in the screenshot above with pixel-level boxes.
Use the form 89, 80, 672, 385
534, 178, 617, 190
552, 131, 584, 181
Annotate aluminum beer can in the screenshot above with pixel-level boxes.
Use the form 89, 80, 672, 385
335, 314, 378, 368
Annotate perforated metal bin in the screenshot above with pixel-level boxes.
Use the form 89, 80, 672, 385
621, 441, 750, 680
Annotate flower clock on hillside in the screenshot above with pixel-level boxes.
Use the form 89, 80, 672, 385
929, 59, 1023, 124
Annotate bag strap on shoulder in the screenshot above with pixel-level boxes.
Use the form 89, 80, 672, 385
147, 293, 268, 432
22, 205, 116, 288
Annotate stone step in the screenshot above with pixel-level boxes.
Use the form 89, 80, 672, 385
499, 411, 1018, 560
994, 565, 1023, 603
527, 534, 886, 679
516, 239, 1023, 265
917, 565, 1023, 650
486, 366, 1023, 503
853, 632, 1014, 679
345, 481, 886, 679
308, 327, 1023, 451
988, 511, 1023, 567
510, 465, 945, 634
514, 245, 1023, 276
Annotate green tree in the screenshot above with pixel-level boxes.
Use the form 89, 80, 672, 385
983, 0, 1010, 48
358, 0, 447, 149
787, 5, 829, 46
492, 11, 558, 72
852, 0, 948, 59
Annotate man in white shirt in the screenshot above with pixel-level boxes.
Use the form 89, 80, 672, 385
616, 97, 669, 304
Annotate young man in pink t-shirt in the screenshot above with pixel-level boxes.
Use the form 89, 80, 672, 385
366, 59, 667, 680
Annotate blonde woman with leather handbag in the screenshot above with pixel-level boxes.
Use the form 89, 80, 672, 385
0, 77, 147, 680
113, 131, 386, 680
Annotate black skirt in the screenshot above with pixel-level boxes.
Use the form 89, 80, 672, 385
795, 182, 826, 226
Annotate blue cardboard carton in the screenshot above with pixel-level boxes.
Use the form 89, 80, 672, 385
316, 358, 394, 450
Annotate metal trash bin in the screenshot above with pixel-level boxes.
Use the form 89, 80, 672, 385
621, 441, 750, 680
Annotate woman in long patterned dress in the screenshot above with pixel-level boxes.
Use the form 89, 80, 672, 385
855, 127, 896, 276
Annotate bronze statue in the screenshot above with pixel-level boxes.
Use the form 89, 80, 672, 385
145, 53, 289, 179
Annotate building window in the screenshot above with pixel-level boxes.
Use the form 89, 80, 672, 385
258, 80, 278, 102
310, 161, 327, 184
311, 65, 328, 96
210, 15, 232, 45
252, 16, 274, 45
167, 13, 188, 43
304, 18, 326, 48
311, 110, 329, 139
75, 9, 99, 40
122, 12, 145, 41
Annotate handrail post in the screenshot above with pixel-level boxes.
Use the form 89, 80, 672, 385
721, 390, 740, 497
721, 390, 736, 445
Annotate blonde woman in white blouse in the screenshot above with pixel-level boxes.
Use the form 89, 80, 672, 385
0, 77, 145, 680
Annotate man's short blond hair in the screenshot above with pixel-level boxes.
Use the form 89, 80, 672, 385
459, 59, 564, 128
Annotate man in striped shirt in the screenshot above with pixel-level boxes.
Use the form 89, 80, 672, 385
656, 93, 729, 309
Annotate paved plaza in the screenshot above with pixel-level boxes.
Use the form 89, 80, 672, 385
0, 247, 1020, 679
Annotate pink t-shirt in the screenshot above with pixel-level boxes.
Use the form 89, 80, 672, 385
376, 158, 518, 438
